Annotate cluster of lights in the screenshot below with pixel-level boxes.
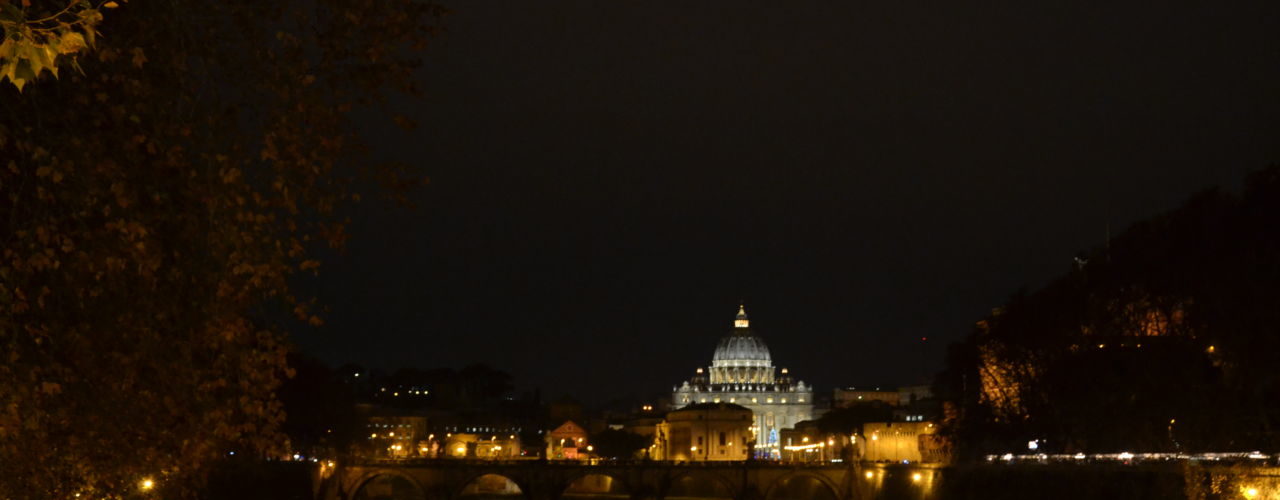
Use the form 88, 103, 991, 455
860, 470, 925, 484
378, 387, 429, 397
988, 451, 1273, 463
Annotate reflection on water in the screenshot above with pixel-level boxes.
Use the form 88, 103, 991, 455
349, 463, 1280, 500
458, 473, 525, 500
352, 474, 423, 500
862, 465, 936, 500
768, 475, 837, 500
667, 473, 734, 500
564, 474, 629, 500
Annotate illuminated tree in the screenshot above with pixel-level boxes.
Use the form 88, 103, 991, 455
940, 166, 1280, 457
0, 1, 442, 497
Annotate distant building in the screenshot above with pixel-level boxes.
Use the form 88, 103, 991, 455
780, 420, 853, 463
897, 384, 933, 406
546, 420, 590, 459
361, 413, 429, 459
443, 432, 521, 459
653, 402, 752, 461
671, 305, 813, 458
862, 421, 939, 463
833, 387, 899, 408
618, 407, 664, 441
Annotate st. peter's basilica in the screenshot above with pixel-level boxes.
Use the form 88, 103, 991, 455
671, 305, 813, 459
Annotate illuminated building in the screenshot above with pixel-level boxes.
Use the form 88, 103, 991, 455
442, 433, 521, 459
362, 415, 429, 459
862, 421, 939, 463
671, 305, 813, 459
653, 402, 752, 461
545, 420, 590, 459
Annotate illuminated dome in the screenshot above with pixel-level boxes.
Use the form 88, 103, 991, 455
710, 305, 775, 384
712, 306, 772, 365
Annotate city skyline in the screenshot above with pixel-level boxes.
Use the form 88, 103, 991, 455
291, 0, 1280, 404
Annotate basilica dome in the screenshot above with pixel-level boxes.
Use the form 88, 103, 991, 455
712, 327, 772, 365
709, 305, 774, 384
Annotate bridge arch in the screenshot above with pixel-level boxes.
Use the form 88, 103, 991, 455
562, 472, 631, 499
457, 472, 530, 500
350, 470, 428, 500
762, 472, 839, 500
663, 470, 737, 500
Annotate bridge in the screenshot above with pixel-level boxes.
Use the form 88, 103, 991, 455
317, 460, 942, 500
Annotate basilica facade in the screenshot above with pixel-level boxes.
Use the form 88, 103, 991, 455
671, 305, 813, 459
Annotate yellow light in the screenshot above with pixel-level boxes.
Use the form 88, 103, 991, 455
827, 439, 834, 446
456, 446, 466, 454
586, 445, 593, 452
140, 478, 155, 491
803, 437, 809, 443
691, 446, 698, 451
389, 432, 395, 437
871, 435, 878, 441
865, 471, 874, 479
371, 433, 377, 438
1244, 487, 1260, 499
1208, 345, 1216, 353
912, 473, 922, 482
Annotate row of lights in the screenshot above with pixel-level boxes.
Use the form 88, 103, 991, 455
862, 470, 926, 483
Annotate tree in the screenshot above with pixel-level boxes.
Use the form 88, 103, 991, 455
0, 1, 442, 498
814, 403, 894, 436
939, 165, 1280, 457
277, 354, 359, 458
0, 0, 114, 91
589, 429, 650, 460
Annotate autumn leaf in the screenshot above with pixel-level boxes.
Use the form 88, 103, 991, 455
130, 47, 146, 68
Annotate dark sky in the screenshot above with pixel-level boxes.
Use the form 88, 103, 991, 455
296, 1, 1280, 406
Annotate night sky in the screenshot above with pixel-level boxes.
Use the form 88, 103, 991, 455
295, 1, 1280, 406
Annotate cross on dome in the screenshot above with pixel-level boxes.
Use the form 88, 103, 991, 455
735, 303, 749, 328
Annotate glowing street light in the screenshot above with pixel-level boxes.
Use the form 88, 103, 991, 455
140, 478, 155, 491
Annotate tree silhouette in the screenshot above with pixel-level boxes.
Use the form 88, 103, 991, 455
0, 1, 443, 497
941, 165, 1280, 457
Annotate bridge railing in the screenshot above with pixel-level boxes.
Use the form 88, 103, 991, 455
346, 458, 854, 468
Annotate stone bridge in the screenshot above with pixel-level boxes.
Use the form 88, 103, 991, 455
317, 460, 943, 500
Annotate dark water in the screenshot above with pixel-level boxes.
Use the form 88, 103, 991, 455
348, 464, 1279, 500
